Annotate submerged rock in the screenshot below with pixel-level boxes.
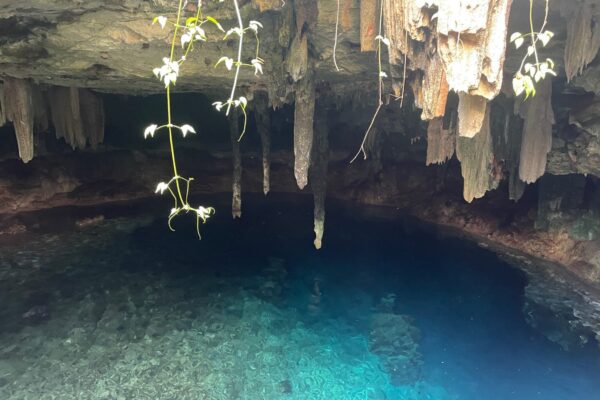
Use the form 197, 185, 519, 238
522, 272, 600, 350
368, 313, 423, 386
278, 378, 293, 394
21, 305, 50, 325
255, 257, 288, 301
523, 295, 590, 350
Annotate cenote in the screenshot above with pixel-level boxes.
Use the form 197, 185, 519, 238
2, 0, 600, 399
0, 195, 599, 400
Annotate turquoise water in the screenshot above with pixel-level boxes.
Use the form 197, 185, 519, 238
0, 195, 599, 399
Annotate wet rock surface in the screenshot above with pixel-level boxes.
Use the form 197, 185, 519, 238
517, 257, 600, 350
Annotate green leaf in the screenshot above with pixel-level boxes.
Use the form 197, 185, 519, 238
206, 16, 225, 32
523, 76, 536, 99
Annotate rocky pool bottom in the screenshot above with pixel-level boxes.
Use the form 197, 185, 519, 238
0, 195, 599, 400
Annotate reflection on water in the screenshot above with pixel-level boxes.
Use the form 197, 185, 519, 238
0, 195, 599, 400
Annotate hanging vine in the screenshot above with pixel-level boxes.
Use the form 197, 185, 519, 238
144, 0, 263, 237
351, 0, 391, 162
332, 0, 341, 71
510, 0, 555, 98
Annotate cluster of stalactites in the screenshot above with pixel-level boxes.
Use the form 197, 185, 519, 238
228, 91, 272, 219
294, 0, 330, 248
562, 1, 600, 82
0, 77, 105, 163
424, 83, 554, 202
366, 0, 560, 202
49, 86, 105, 151
380, 0, 512, 121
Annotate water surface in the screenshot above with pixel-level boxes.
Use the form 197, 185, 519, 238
0, 195, 598, 399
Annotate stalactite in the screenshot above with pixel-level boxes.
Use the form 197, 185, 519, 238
31, 85, 49, 134
366, 127, 385, 175
79, 89, 105, 149
293, 73, 315, 190
0, 83, 6, 127
254, 91, 271, 195
509, 173, 526, 201
405, 1, 431, 41
494, 100, 526, 201
410, 75, 424, 110
517, 78, 554, 184
383, 0, 511, 122
456, 108, 498, 202
488, 99, 526, 201
310, 106, 329, 250
476, 0, 513, 98
360, 0, 378, 52
48, 86, 105, 150
437, 0, 513, 99
458, 93, 488, 138
382, 0, 408, 63
49, 87, 84, 149
288, 33, 308, 83
230, 110, 242, 219
564, 2, 600, 81
68, 87, 87, 149
294, 0, 319, 35
426, 115, 455, 165
421, 53, 449, 120
3, 78, 34, 163
383, 0, 427, 71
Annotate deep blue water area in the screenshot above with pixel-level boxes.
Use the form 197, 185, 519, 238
0, 194, 599, 400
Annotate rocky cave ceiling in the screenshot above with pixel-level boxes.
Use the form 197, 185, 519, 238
1, 0, 600, 247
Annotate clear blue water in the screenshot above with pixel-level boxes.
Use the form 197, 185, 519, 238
0, 195, 599, 399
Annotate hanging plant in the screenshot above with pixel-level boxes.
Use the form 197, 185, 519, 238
144, 0, 264, 238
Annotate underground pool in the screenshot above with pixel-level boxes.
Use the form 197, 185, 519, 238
0, 195, 599, 400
